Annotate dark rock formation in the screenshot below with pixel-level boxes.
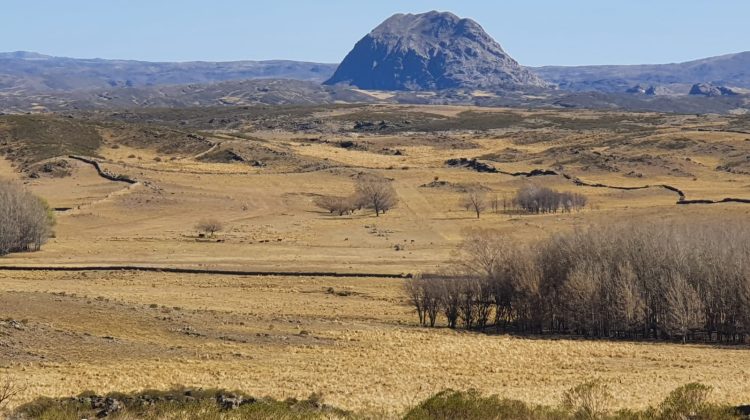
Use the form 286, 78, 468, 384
325, 11, 548, 91
626, 84, 647, 94
689, 82, 738, 96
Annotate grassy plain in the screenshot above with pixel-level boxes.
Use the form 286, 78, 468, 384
0, 105, 749, 415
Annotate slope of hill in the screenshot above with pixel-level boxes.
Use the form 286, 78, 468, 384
324, 11, 548, 91
535, 51, 750, 92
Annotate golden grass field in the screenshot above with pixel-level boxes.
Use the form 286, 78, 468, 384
1, 105, 749, 415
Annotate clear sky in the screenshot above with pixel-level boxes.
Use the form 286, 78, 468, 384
2, 0, 748, 66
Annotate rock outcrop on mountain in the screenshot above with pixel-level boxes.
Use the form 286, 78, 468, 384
689, 83, 738, 97
324, 11, 548, 91
626, 85, 647, 94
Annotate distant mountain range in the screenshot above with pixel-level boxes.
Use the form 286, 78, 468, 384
0, 51, 337, 93
0, 11, 749, 114
534, 51, 750, 93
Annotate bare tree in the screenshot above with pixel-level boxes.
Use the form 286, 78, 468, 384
514, 185, 587, 214
456, 230, 508, 279
0, 376, 24, 412
314, 195, 357, 216
461, 186, 486, 219
404, 275, 427, 326
490, 194, 500, 213
0, 181, 53, 255
195, 218, 223, 237
665, 272, 705, 343
355, 176, 398, 217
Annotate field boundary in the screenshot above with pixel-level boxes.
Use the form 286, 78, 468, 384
0, 265, 412, 278
68, 155, 137, 184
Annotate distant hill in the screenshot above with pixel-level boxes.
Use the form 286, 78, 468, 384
534, 51, 750, 93
0, 79, 379, 112
0, 51, 337, 93
324, 11, 548, 91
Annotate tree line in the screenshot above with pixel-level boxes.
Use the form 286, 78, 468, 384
405, 219, 750, 343
0, 181, 54, 256
314, 174, 398, 217
460, 184, 588, 219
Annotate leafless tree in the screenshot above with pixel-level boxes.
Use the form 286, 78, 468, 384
0, 376, 24, 412
404, 275, 427, 326
404, 218, 750, 343
514, 185, 587, 214
461, 186, 487, 219
355, 176, 398, 217
0, 181, 53, 255
314, 195, 357, 216
664, 272, 705, 343
195, 218, 223, 237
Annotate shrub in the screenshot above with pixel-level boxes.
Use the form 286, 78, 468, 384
562, 380, 612, 419
659, 383, 712, 419
403, 389, 558, 420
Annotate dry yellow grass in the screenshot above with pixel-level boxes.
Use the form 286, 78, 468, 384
0, 105, 749, 415
2, 271, 750, 416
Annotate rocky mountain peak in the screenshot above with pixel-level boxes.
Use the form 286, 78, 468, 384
324, 11, 548, 91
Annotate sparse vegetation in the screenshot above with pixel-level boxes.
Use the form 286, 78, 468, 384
2, 104, 750, 415
195, 219, 223, 237
10, 382, 744, 420
14, 387, 349, 419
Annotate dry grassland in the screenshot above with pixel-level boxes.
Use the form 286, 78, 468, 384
0, 105, 749, 415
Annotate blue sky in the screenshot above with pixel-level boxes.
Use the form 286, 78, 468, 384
2, 0, 749, 66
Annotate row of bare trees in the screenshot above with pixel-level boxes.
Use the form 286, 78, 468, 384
0, 181, 54, 256
513, 185, 587, 214
460, 185, 588, 218
314, 175, 398, 217
405, 220, 750, 343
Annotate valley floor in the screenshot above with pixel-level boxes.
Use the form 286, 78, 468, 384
0, 105, 749, 414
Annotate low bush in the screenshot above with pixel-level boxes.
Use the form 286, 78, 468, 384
404, 383, 742, 420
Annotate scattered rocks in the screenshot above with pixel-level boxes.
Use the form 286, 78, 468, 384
352, 120, 408, 132
2, 319, 26, 330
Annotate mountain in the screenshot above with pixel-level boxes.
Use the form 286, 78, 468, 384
324, 11, 548, 91
0, 51, 337, 93
0, 79, 379, 112
534, 51, 750, 93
